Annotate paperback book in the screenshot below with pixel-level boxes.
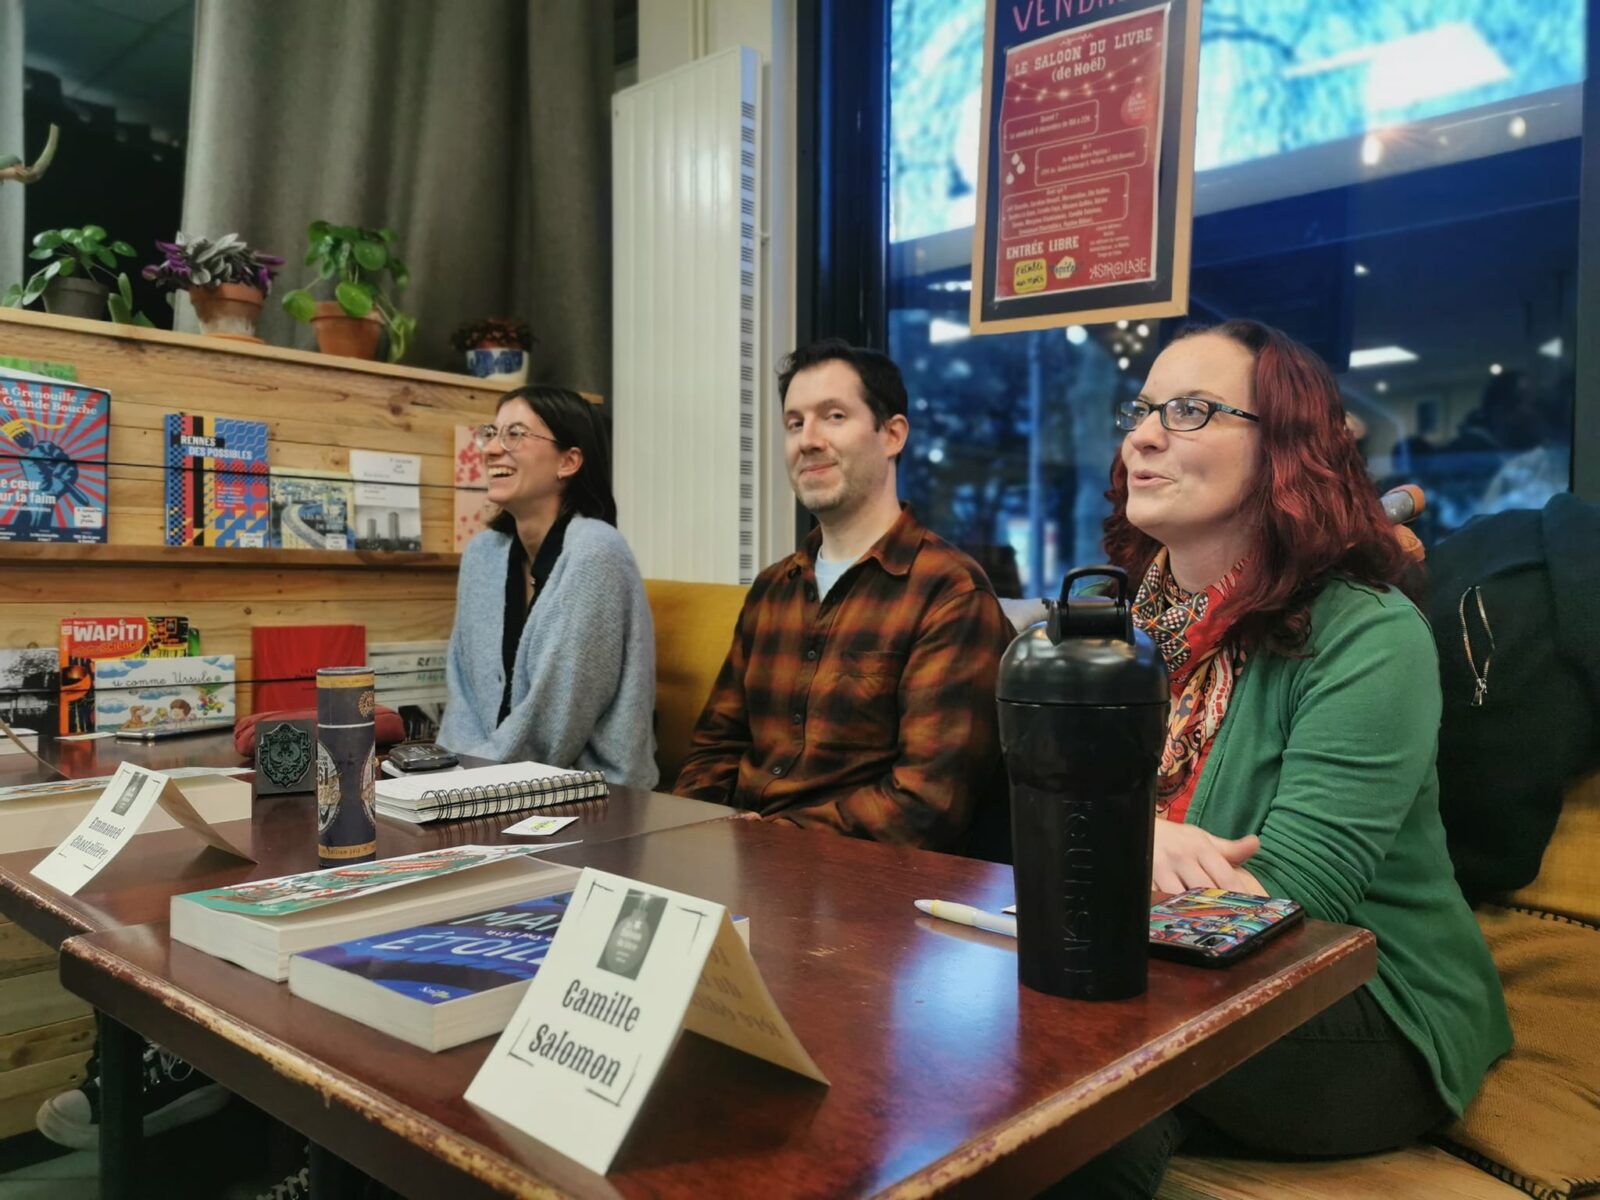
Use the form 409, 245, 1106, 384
0, 366, 109, 544
90, 655, 236, 733
0, 647, 59, 739
163, 412, 271, 548
269, 469, 353, 550
57, 616, 196, 735
289, 894, 750, 1052
170, 845, 579, 980
0, 768, 250, 855
349, 450, 422, 552
370, 640, 448, 741
249, 624, 365, 711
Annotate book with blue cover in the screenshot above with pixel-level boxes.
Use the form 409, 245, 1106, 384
163, 412, 271, 547
288, 891, 574, 1051
288, 893, 750, 1051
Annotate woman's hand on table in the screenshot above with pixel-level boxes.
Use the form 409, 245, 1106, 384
1152, 822, 1264, 895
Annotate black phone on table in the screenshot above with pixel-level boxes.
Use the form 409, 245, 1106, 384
385, 743, 460, 772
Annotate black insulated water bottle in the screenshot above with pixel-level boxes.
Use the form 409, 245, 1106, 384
997, 565, 1168, 1000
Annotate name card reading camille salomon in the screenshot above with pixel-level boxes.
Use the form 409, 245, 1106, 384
465, 867, 827, 1174
30, 762, 254, 895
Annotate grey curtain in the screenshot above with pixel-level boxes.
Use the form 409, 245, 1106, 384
180, 0, 612, 394
0, 0, 24, 291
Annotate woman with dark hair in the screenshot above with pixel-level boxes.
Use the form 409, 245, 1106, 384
437, 386, 657, 789
1064, 321, 1508, 1197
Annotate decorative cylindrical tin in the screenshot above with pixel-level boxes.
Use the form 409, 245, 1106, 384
316, 666, 377, 867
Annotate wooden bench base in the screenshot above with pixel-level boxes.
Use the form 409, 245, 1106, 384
1158, 1144, 1519, 1200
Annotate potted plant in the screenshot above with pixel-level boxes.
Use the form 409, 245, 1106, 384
142, 232, 284, 340
281, 222, 416, 362
451, 318, 535, 386
2, 225, 151, 324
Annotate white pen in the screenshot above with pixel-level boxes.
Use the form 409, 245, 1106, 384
914, 898, 1017, 938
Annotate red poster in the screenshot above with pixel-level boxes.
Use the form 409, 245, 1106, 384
992, 5, 1168, 303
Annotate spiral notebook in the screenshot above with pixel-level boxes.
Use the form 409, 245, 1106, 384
374, 761, 608, 824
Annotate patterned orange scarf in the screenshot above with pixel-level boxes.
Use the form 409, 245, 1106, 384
1130, 550, 1248, 822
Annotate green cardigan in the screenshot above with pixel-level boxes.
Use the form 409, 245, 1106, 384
1185, 579, 1511, 1115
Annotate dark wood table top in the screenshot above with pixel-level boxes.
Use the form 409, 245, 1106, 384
0, 735, 731, 949
59, 819, 1376, 1198
0, 729, 249, 787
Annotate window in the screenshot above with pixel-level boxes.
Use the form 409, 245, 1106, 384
887, 1, 1585, 597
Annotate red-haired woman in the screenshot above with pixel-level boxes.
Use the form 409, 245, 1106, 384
1063, 321, 1510, 1197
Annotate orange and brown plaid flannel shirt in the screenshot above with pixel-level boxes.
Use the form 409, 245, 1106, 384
673, 507, 1014, 850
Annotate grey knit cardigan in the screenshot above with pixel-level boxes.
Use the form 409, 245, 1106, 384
437, 517, 659, 790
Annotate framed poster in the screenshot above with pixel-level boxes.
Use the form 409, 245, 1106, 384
970, 0, 1202, 334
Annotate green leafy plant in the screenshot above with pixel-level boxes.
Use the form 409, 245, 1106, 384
281, 221, 416, 362
1, 225, 152, 325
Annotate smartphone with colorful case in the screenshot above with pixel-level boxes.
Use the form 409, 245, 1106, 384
1148, 889, 1305, 967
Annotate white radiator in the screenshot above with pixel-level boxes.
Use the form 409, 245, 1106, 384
613, 46, 762, 585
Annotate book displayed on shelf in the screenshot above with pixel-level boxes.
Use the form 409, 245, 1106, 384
0, 648, 59, 741
0, 768, 251, 855
163, 413, 271, 548
375, 761, 608, 825
349, 450, 422, 552
452, 425, 493, 551
57, 616, 196, 735
370, 640, 447, 741
0, 366, 109, 545
169, 845, 578, 981
269, 468, 354, 551
90, 654, 236, 733
250, 625, 365, 712
288, 893, 751, 1053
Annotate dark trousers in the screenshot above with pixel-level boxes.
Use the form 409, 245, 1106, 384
1050, 986, 1452, 1200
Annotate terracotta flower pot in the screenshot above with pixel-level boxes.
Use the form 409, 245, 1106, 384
189, 283, 265, 341
311, 300, 384, 360
41, 277, 110, 321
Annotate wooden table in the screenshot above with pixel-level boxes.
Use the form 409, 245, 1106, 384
0, 735, 731, 950
59, 819, 1376, 1199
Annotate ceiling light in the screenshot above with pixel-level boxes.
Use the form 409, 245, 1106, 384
1353, 262, 1370, 276
1136, 323, 1149, 337
929, 317, 970, 344
1508, 115, 1527, 139
927, 446, 946, 464
1117, 356, 1130, 370
1348, 345, 1418, 369
1361, 135, 1383, 167
1065, 325, 1088, 345
1539, 337, 1562, 359
1116, 319, 1129, 330
1489, 363, 1503, 375
1375, 381, 1389, 393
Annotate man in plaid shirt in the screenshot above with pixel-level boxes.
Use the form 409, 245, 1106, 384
673, 339, 1015, 851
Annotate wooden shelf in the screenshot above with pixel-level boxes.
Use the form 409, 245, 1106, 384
0, 307, 601, 402
0, 543, 461, 571
0, 306, 515, 392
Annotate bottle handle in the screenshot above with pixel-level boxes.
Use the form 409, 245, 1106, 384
1046, 565, 1132, 644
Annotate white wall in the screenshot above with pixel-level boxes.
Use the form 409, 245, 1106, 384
636, 0, 798, 569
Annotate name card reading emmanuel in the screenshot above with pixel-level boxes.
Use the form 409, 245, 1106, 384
465, 866, 827, 1174
30, 761, 253, 895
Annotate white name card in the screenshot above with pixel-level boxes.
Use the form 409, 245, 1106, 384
465, 867, 827, 1174
30, 762, 254, 895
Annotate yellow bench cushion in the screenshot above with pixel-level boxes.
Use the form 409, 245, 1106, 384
644, 578, 748, 787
